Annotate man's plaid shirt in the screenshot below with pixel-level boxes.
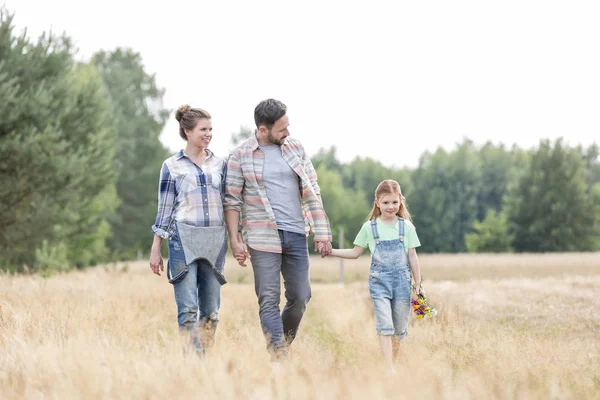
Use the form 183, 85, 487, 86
224, 134, 332, 253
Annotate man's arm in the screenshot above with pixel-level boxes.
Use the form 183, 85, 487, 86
303, 154, 321, 196
223, 152, 248, 266
302, 151, 331, 256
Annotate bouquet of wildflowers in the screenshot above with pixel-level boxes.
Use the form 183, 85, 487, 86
411, 282, 437, 319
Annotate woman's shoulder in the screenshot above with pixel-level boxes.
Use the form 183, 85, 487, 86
162, 152, 182, 169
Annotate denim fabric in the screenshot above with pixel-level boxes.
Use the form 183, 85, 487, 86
368, 219, 412, 339
248, 230, 311, 358
167, 225, 225, 355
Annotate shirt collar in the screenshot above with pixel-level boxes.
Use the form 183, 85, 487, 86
175, 148, 214, 161
251, 132, 289, 151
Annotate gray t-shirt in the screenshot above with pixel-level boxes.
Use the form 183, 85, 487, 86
259, 144, 305, 235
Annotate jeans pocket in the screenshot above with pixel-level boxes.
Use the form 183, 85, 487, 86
167, 258, 188, 284
167, 234, 188, 284
369, 270, 381, 281
403, 269, 412, 286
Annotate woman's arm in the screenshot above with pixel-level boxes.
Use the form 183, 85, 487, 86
408, 247, 422, 294
150, 162, 176, 275
330, 246, 365, 259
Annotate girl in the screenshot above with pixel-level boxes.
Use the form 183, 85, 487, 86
329, 179, 423, 368
149, 105, 228, 357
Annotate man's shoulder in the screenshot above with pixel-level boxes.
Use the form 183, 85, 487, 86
230, 136, 258, 157
284, 137, 305, 152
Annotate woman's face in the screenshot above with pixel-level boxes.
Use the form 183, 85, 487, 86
186, 118, 212, 149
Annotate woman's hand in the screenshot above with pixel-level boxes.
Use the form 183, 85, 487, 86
149, 248, 164, 276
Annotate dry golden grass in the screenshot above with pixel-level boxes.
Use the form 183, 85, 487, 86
1, 253, 599, 399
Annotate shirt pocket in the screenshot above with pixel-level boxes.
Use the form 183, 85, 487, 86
176, 173, 198, 195
210, 171, 223, 191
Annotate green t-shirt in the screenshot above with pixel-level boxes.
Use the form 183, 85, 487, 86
353, 218, 421, 254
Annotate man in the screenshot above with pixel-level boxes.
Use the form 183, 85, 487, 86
224, 98, 332, 361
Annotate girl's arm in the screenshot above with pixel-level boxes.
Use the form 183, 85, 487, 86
408, 247, 422, 294
330, 246, 365, 259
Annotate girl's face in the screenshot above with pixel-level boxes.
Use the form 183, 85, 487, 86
186, 118, 213, 149
376, 193, 401, 217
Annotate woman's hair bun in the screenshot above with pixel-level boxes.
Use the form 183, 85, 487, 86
175, 104, 193, 122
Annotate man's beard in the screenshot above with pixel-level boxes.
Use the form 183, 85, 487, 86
267, 130, 283, 145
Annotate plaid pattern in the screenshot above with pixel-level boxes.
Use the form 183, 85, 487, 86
152, 149, 227, 239
224, 134, 332, 253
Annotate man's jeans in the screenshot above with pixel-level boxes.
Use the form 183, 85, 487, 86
168, 237, 221, 356
248, 230, 311, 358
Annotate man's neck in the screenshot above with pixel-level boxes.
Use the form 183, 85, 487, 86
256, 132, 274, 147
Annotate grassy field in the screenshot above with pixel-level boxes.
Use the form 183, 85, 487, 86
1, 253, 599, 399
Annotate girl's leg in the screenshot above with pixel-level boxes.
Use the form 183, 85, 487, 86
391, 298, 411, 361
392, 337, 402, 360
378, 335, 394, 366
372, 297, 395, 368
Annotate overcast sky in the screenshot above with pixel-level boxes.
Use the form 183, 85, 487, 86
7, 0, 600, 168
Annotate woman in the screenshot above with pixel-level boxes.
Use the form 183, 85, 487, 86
149, 105, 228, 356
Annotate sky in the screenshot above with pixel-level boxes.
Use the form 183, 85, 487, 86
6, 0, 600, 168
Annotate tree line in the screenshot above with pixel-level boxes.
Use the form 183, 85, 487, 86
1, 8, 598, 274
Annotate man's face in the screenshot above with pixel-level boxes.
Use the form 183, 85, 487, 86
265, 115, 290, 145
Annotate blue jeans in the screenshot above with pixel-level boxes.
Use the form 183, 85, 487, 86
168, 237, 222, 356
248, 230, 311, 359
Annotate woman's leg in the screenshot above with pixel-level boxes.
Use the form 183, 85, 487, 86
197, 259, 221, 350
171, 260, 202, 356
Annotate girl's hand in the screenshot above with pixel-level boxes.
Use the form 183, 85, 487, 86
412, 282, 423, 295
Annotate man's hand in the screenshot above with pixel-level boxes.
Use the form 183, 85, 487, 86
315, 241, 332, 258
231, 233, 250, 267
149, 249, 164, 276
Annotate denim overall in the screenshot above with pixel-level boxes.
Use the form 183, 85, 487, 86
368, 218, 412, 338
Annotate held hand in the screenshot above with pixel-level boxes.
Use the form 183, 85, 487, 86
149, 250, 164, 276
315, 241, 332, 258
232, 235, 250, 267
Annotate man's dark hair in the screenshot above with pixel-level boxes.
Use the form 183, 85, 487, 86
254, 99, 287, 129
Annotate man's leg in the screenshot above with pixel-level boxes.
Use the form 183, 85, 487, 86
197, 259, 222, 350
248, 246, 286, 357
280, 231, 311, 346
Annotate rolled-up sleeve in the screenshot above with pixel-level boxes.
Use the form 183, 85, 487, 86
304, 155, 321, 195
151, 162, 176, 238
223, 152, 244, 212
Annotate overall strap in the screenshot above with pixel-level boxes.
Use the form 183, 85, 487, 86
398, 218, 405, 243
370, 220, 380, 244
